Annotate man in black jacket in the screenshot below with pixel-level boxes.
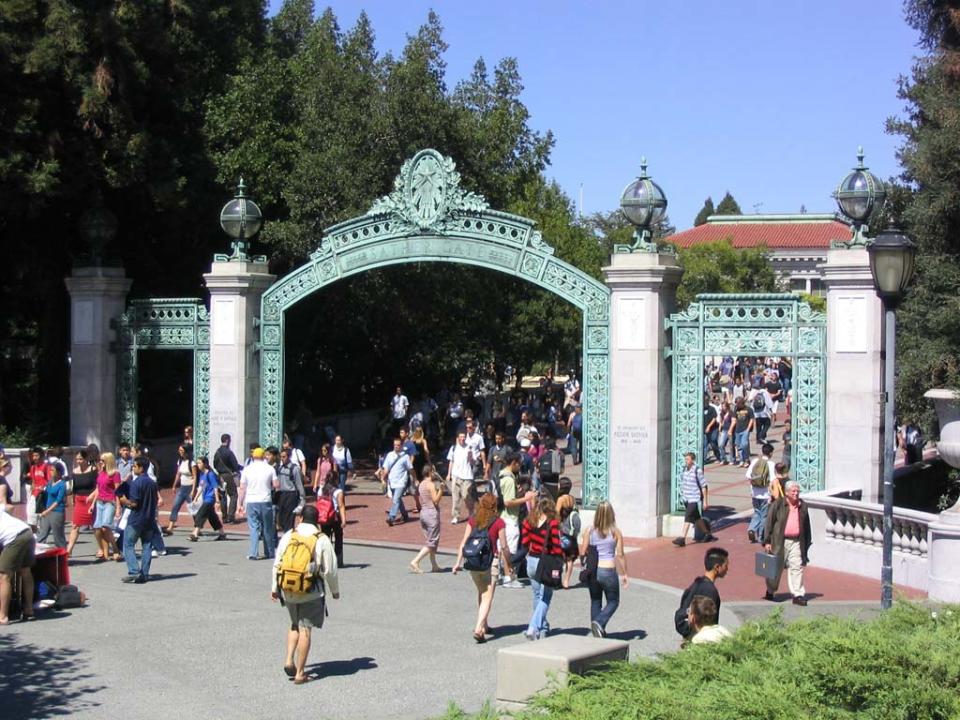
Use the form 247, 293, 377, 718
213, 434, 242, 523
674, 547, 729, 641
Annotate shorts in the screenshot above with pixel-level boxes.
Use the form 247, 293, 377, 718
94, 500, 117, 529
286, 596, 326, 629
683, 501, 702, 524
469, 558, 501, 593
0, 529, 36, 574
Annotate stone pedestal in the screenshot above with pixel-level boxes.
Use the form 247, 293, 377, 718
928, 508, 960, 602
203, 260, 275, 454
64, 266, 132, 451
602, 252, 683, 537
820, 248, 884, 501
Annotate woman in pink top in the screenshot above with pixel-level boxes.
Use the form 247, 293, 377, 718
86, 451, 121, 561
313, 444, 336, 495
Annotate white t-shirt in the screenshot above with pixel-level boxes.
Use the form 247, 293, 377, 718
465, 431, 485, 460
177, 459, 195, 487
0, 510, 30, 545
691, 624, 733, 644
447, 443, 474, 480
391, 394, 409, 420
240, 460, 277, 504
745, 457, 777, 499
332, 445, 352, 469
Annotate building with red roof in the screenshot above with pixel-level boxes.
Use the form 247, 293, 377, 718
667, 213, 852, 294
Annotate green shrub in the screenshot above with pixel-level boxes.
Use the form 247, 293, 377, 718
507, 604, 960, 720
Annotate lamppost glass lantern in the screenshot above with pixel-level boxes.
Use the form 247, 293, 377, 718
867, 226, 917, 309
835, 147, 886, 245
617, 158, 668, 253
219, 178, 262, 261
78, 206, 118, 266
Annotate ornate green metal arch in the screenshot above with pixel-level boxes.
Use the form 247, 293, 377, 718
259, 149, 611, 506
116, 299, 210, 458
665, 294, 826, 510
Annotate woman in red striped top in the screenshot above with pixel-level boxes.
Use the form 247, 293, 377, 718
521, 496, 563, 640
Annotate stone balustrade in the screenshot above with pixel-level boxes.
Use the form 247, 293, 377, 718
805, 492, 936, 558
804, 489, 937, 590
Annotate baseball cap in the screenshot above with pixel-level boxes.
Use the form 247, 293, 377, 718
251, 447, 265, 459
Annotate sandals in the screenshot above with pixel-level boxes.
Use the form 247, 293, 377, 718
188, 536, 198, 542
409, 563, 423, 574
293, 676, 310, 685
283, 664, 296, 678
472, 631, 486, 644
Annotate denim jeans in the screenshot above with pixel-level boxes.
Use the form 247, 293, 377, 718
717, 430, 730, 463
735, 430, 750, 463
246, 502, 276, 559
388, 485, 409, 522
526, 556, 553, 637
756, 416, 771, 443
703, 429, 721, 464
338, 466, 349, 493
589, 567, 621, 630
123, 524, 155, 579
169, 485, 193, 523
748, 497, 769, 541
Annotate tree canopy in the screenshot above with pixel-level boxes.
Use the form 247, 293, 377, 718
694, 196, 715, 226
672, 239, 783, 309
886, 0, 960, 426
714, 191, 742, 216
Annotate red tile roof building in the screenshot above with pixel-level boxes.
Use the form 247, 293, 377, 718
667, 214, 852, 294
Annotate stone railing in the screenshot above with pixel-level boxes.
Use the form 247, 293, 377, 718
804, 491, 938, 559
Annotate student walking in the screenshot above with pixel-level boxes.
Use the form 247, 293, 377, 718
521, 496, 564, 640
189, 457, 227, 542
580, 501, 628, 637
410, 464, 443, 573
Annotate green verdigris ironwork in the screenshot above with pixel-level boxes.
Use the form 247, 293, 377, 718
115, 299, 210, 458
665, 294, 826, 511
259, 149, 612, 507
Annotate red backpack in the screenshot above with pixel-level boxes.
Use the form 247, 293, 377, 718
315, 494, 337, 525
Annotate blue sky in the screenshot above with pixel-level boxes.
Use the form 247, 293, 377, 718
267, 1, 920, 231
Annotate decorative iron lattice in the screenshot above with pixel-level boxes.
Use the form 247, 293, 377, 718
259, 149, 612, 506
115, 299, 210, 458
665, 294, 826, 511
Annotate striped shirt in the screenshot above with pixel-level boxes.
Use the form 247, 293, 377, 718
680, 465, 705, 503
521, 518, 563, 557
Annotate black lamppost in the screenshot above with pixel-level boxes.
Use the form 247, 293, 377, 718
867, 226, 917, 610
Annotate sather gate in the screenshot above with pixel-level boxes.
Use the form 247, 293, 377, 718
666, 293, 826, 510
257, 149, 613, 506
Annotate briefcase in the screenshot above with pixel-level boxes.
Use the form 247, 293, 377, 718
754, 551, 782, 579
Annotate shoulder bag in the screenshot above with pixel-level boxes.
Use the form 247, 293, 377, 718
533, 520, 564, 589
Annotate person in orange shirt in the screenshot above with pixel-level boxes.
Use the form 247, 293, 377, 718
764, 481, 812, 606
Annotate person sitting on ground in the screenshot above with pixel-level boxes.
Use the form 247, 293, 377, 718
687, 595, 732, 645
674, 547, 729, 643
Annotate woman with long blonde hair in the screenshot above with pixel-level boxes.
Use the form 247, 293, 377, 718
579, 500, 628, 637
86, 451, 121, 560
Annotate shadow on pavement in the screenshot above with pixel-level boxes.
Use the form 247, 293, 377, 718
307, 656, 377, 678
338, 563, 370, 570
145, 573, 197, 582
0, 634, 105, 719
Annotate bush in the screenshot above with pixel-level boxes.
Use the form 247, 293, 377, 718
502, 604, 960, 720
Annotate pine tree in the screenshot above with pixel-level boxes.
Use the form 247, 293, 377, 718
693, 197, 715, 226
714, 191, 742, 215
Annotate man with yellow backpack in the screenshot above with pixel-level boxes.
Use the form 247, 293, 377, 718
271, 504, 339, 685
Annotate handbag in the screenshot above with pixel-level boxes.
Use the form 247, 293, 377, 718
579, 543, 598, 585
533, 521, 564, 589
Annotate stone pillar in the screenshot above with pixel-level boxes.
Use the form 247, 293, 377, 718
602, 252, 683, 537
203, 260, 275, 455
928, 509, 960, 602
820, 247, 884, 501
64, 266, 132, 451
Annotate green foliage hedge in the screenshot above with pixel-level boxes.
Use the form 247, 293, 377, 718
457, 604, 960, 720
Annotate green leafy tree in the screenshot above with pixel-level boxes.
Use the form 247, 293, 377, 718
0, 0, 264, 437
694, 196, 715, 226
673, 238, 782, 309
886, 0, 960, 426
714, 191, 742, 215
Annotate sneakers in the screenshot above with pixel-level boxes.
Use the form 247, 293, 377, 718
672, 537, 686, 547
502, 579, 525, 589
590, 621, 604, 638
151, 550, 158, 558
450, 518, 460, 525
792, 596, 808, 606
747, 529, 757, 543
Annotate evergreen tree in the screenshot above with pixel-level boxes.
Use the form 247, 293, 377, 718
694, 197, 715, 226
714, 191, 742, 215
887, 0, 960, 425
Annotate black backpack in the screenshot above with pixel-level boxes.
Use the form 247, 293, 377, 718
538, 450, 561, 477
462, 524, 494, 571
752, 393, 765, 412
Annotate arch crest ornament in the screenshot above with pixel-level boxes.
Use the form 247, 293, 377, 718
259, 149, 611, 506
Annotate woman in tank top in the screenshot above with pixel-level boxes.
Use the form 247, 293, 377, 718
164, 445, 196, 535
410, 464, 443, 574
579, 500, 628, 638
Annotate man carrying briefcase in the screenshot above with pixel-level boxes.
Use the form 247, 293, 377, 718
762, 480, 812, 606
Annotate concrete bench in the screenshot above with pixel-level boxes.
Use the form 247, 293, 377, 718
496, 634, 630, 707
